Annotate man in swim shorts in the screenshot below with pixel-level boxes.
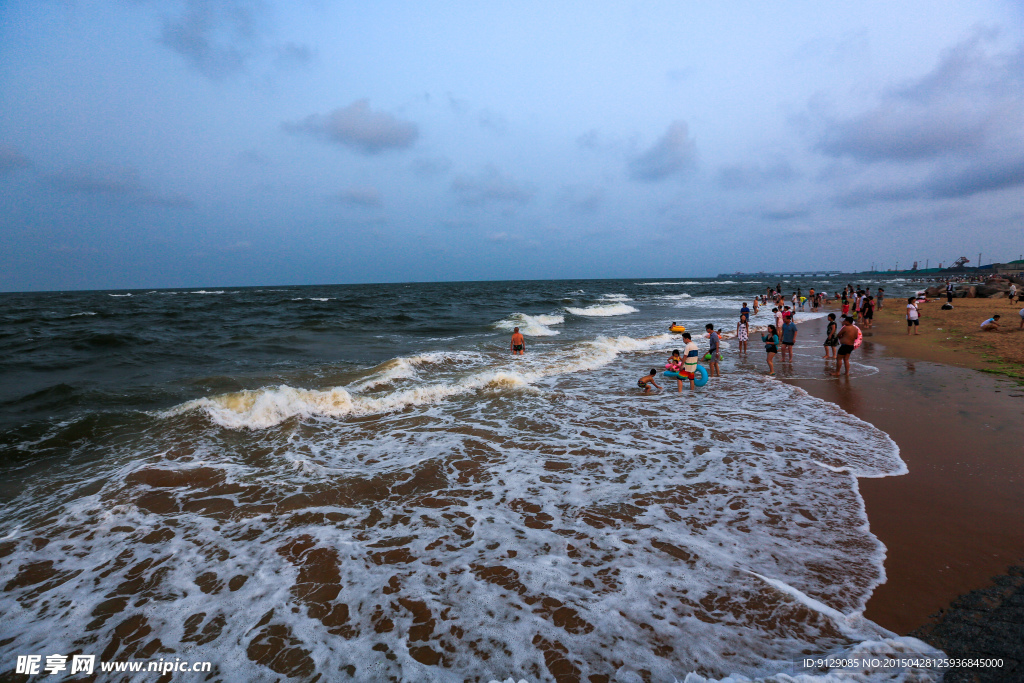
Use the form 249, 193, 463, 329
637, 369, 662, 394
678, 332, 699, 392
832, 316, 858, 377
510, 327, 525, 355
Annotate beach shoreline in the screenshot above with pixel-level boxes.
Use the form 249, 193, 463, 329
781, 301, 1024, 636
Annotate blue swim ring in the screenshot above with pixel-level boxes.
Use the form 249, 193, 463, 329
662, 364, 709, 388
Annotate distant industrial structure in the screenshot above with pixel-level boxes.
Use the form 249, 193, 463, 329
719, 257, 1024, 279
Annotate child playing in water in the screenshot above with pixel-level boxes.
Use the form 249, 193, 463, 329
637, 369, 662, 394
736, 314, 749, 353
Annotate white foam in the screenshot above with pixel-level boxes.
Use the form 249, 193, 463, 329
108, 293, 132, 297
565, 302, 639, 316
69, 312, 97, 316
190, 290, 225, 294
493, 313, 565, 336
350, 351, 485, 391
168, 371, 535, 429
167, 333, 673, 429
638, 281, 703, 285
600, 293, 633, 301
3, 368, 936, 682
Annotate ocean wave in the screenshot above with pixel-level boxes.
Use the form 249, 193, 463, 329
165, 333, 671, 429
350, 351, 485, 391
493, 312, 565, 336
600, 293, 632, 302
565, 303, 639, 317
189, 290, 225, 294
69, 312, 97, 317
638, 281, 702, 285
166, 371, 534, 429
108, 293, 132, 297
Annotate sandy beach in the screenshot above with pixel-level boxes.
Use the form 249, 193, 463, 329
784, 298, 1024, 635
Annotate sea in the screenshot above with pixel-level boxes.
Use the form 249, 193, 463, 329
0, 277, 943, 682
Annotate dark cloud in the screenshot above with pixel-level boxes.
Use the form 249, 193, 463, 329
48, 165, 191, 207
412, 156, 453, 178
717, 161, 798, 190
833, 184, 919, 208
159, 0, 254, 79
335, 187, 382, 208
927, 155, 1024, 198
285, 100, 419, 154
0, 145, 32, 173
275, 42, 316, 68
49, 165, 146, 195
155, 1, 315, 78
576, 129, 600, 150
816, 106, 991, 161
450, 166, 534, 207
814, 34, 1023, 163
628, 121, 697, 181
478, 109, 508, 135
836, 153, 1024, 206
760, 207, 810, 221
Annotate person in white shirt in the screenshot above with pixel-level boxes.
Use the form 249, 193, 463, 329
979, 315, 1000, 331
906, 297, 921, 335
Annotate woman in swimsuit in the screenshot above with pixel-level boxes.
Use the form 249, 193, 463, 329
823, 314, 838, 359
762, 324, 779, 375
736, 314, 749, 353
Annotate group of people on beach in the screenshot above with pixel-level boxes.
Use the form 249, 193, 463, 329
736, 286, 855, 376
640, 284, 873, 392
512, 278, 1021, 397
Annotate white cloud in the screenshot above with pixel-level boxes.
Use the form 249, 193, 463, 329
285, 100, 419, 154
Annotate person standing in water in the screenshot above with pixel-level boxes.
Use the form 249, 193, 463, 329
705, 324, 721, 377
510, 327, 526, 355
823, 313, 838, 359
832, 316, 858, 376
762, 324, 779, 376
678, 333, 699, 392
780, 315, 798, 362
736, 314, 749, 354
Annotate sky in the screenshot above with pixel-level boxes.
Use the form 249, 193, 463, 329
1, 0, 1023, 291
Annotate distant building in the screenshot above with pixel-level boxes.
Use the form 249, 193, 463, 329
994, 260, 1024, 277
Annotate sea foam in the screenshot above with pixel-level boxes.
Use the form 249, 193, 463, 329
565, 302, 639, 316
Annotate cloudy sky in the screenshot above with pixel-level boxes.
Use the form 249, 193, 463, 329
2, 1, 1022, 291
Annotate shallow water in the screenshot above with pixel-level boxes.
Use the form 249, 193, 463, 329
0, 277, 940, 681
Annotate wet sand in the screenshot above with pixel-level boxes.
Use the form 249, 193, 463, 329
782, 307, 1024, 635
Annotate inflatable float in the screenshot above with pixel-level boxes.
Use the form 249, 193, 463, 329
853, 325, 864, 349
663, 364, 709, 387
669, 325, 686, 333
